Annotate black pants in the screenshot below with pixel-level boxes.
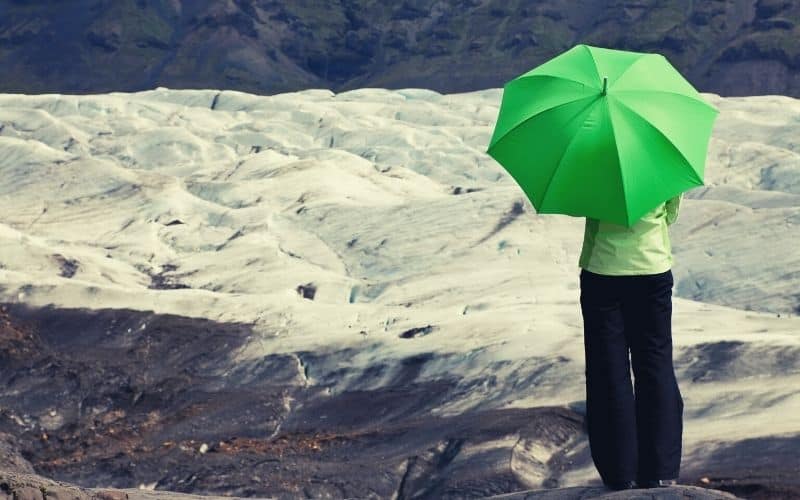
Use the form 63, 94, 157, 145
579, 268, 684, 485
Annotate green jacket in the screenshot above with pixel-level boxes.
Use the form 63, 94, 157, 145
579, 194, 682, 275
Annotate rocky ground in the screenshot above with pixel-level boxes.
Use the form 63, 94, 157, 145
0, 304, 795, 499
0, 469, 747, 500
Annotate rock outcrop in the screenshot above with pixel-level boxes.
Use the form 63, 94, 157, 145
0, 468, 743, 500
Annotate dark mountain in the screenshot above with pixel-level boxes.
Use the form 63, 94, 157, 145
1, 0, 799, 97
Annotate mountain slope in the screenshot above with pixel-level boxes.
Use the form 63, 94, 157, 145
1, 0, 799, 96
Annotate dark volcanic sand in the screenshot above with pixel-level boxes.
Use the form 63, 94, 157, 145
0, 303, 796, 499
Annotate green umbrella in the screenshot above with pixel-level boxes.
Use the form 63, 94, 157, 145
486, 43, 719, 227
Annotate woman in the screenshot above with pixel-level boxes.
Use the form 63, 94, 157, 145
578, 193, 684, 491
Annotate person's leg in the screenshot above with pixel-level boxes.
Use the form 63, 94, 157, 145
622, 269, 684, 485
579, 269, 637, 485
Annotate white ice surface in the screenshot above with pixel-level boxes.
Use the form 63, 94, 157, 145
0, 88, 798, 476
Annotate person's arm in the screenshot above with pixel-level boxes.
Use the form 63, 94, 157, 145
665, 193, 682, 226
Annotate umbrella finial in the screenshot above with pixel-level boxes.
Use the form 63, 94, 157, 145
601, 77, 608, 96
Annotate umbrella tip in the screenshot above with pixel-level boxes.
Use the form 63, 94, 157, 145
601, 76, 608, 96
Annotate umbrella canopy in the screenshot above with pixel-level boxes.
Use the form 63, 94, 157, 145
486, 44, 719, 227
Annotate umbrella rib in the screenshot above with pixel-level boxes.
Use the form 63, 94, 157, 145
607, 53, 652, 88
515, 73, 594, 90
539, 99, 603, 209
488, 95, 597, 152
604, 99, 628, 226
582, 45, 602, 83
614, 89, 718, 110
612, 97, 703, 185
